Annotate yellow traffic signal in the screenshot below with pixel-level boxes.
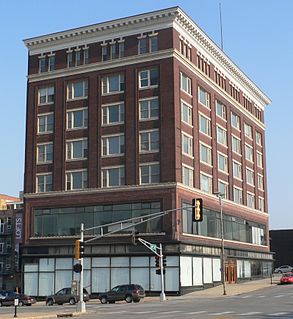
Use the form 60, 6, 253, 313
75, 240, 80, 259
192, 198, 203, 222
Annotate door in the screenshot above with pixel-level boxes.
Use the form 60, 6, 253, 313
225, 259, 237, 284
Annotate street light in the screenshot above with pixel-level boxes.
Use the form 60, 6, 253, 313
213, 192, 227, 296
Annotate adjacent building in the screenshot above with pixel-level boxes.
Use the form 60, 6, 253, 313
22, 7, 272, 296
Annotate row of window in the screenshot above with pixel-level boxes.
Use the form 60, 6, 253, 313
36, 163, 159, 192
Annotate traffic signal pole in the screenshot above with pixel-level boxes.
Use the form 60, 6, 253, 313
77, 223, 86, 313
159, 243, 166, 302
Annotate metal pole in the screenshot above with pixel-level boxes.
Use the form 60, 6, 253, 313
78, 223, 86, 312
219, 195, 227, 295
159, 243, 166, 301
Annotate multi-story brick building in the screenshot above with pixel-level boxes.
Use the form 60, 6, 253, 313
22, 7, 272, 296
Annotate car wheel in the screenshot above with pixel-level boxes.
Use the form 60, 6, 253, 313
0, 301, 2, 307
46, 299, 54, 306
69, 298, 76, 305
133, 299, 140, 303
125, 295, 133, 303
100, 296, 107, 304
19, 301, 24, 307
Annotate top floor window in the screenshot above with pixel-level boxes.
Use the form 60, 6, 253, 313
48, 55, 55, 72
39, 57, 46, 73
216, 100, 226, 119
150, 36, 158, 52
139, 68, 159, 88
138, 37, 147, 54
180, 73, 191, 95
101, 45, 108, 61
67, 80, 88, 100
118, 42, 125, 58
198, 86, 210, 109
83, 48, 89, 64
231, 112, 240, 130
38, 86, 54, 105
67, 51, 73, 68
102, 74, 125, 94
75, 50, 81, 66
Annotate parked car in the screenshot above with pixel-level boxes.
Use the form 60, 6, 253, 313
0, 292, 36, 307
46, 288, 90, 306
98, 284, 145, 304
280, 273, 293, 284
0, 291, 7, 300
274, 265, 293, 273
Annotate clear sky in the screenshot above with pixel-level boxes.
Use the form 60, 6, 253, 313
0, 0, 292, 230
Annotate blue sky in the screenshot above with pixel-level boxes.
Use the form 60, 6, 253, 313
0, 0, 291, 230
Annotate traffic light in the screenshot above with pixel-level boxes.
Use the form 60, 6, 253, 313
75, 240, 85, 259
155, 255, 160, 275
192, 198, 203, 222
80, 240, 85, 258
163, 256, 167, 267
132, 231, 139, 245
73, 263, 82, 273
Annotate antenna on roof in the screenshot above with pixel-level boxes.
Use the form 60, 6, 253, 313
219, 2, 224, 50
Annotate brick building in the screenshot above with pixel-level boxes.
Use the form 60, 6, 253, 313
22, 7, 272, 296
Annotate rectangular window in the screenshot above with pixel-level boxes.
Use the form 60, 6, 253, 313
102, 45, 108, 61
216, 100, 226, 119
200, 143, 212, 165
218, 153, 228, 172
67, 108, 88, 130
258, 174, 264, 190
110, 43, 116, 59
246, 168, 254, 186
150, 36, 158, 52
67, 80, 88, 100
182, 133, 193, 157
217, 126, 227, 146
139, 68, 159, 88
233, 187, 243, 204
200, 173, 212, 193
139, 98, 159, 120
198, 86, 210, 109
102, 74, 124, 94
67, 51, 73, 67
36, 174, 52, 193
233, 160, 242, 180
256, 131, 262, 146
75, 50, 81, 66
180, 73, 192, 95
182, 165, 193, 187
140, 163, 160, 184
83, 48, 89, 64
48, 55, 55, 71
102, 102, 124, 125
66, 170, 87, 190
138, 38, 147, 54
244, 123, 253, 139
102, 134, 125, 156
181, 101, 192, 125
118, 42, 125, 58
218, 180, 228, 199
38, 86, 55, 105
257, 151, 263, 168
247, 193, 255, 209
39, 57, 46, 73
102, 166, 125, 187
245, 144, 254, 162
139, 130, 159, 152
232, 135, 241, 154
199, 114, 211, 136
258, 197, 265, 212
38, 113, 54, 134
66, 139, 88, 160
231, 112, 240, 130
37, 143, 53, 164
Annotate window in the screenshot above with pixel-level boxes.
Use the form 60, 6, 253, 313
247, 193, 255, 209
140, 163, 160, 184
218, 180, 228, 199
83, 48, 89, 64
66, 139, 88, 160
36, 173, 52, 193
258, 197, 265, 212
198, 86, 210, 109
256, 131, 262, 146
218, 153, 228, 172
66, 170, 87, 190
200, 173, 212, 193
217, 126, 227, 146
102, 103, 124, 125
138, 37, 147, 54
75, 50, 81, 66
150, 36, 158, 52
182, 133, 193, 157
139, 130, 159, 152
182, 165, 193, 187
102, 74, 124, 94
48, 55, 55, 71
139, 98, 159, 120
38, 113, 54, 134
245, 144, 254, 162
233, 161, 242, 180
39, 57, 46, 73
232, 135, 241, 154
180, 73, 191, 95
231, 112, 240, 130
110, 43, 116, 59
256, 151, 263, 168
67, 108, 88, 130
258, 174, 264, 190
246, 168, 254, 186
67, 80, 88, 100
37, 143, 53, 164
102, 166, 125, 187
199, 114, 211, 136
244, 123, 253, 139
101, 45, 108, 61
200, 143, 212, 165
216, 100, 226, 119
233, 187, 243, 204
102, 134, 125, 156
118, 42, 125, 58
181, 101, 192, 125
38, 86, 54, 105
67, 51, 73, 67
139, 68, 159, 88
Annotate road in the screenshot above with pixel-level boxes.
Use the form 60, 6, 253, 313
1, 284, 293, 319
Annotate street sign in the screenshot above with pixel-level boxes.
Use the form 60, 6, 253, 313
150, 244, 157, 252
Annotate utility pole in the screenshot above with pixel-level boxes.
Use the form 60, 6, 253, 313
77, 223, 86, 313
159, 243, 166, 302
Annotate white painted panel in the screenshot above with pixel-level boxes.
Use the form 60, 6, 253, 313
203, 258, 212, 283
111, 268, 129, 287
192, 257, 203, 286
55, 258, 72, 269
24, 272, 38, 295
213, 258, 221, 282
111, 257, 129, 267
92, 268, 109, 292
237, 260, 244, 278
150, 268, 161, 291
180, 256, 192, 286
39, 258, 54, 271
131, 268, 149, 290
55, 270, 72, 292
165, 267, 179, 291
244, 260, 251, 278
131, 256, 149, 267
24, 264, 38, 272
92, 257, 110, 267
39, 272, 54, 296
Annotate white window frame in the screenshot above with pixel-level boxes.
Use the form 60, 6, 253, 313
180, 73, 192, 95
139, 129, 159, 153
218, 152, 228, 173
139, 97, 159, 121
182, 132, 193, 157
66, 138, 88, 161
110, 43, 116, 60
258, 196, 265, 212
37, 142, 53, 164
139, 68, 159, 89
66, 169, 87, 191
247, 192, 255, 209
138, 37, 147, 54
246, 167, 254, 186
200, 172, 212, 194
232, 160, 242, 180
244, 123, 253, 139
102, 73, 125, 94
231, 112, 240, 130
67, 80, 88, 100
102, 102, 124, 126
258, 173, 264, 190
182, 164, 194, 187
181, 100, 193, 126
39, 56, 46, 73
199, 113, 211, 137
256, 151, 263, 168
232, 135, 241, 155
233, 186, 243, 205
101, 165, 125, 188
37, 113, 54, 134
200, 142, 212, 166
48, 55, 55, 72
102, 134, 125, 157
38, 86, 55, 105
216, 100, 226, 120
217, 125, 227, 146
75, 49, 81, 66
198, 86, 210, 109
245, 144, 254, 162
36, 173, 52, 193
66, 107, 88, 130
67, 51, 73, 67
218, 179, 229, 199
149, 35, 158, 53
256, 131, 262, 146
139, 162, 160, 184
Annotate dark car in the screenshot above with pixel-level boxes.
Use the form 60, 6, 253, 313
0, 292, 36, 307
46, 287, 90, 306
98, 284, 145, 304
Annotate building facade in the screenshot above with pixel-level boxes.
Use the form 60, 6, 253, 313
23, 7, 272, 296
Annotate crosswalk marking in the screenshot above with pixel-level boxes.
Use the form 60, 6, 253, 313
268, 313, 289, 316
239, 312, 262, 316
209, 311, 235, 316
273, 294, 285, 298
186, 311, 208, 315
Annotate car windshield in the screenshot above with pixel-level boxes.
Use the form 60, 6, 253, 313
111, 286, 120, 292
